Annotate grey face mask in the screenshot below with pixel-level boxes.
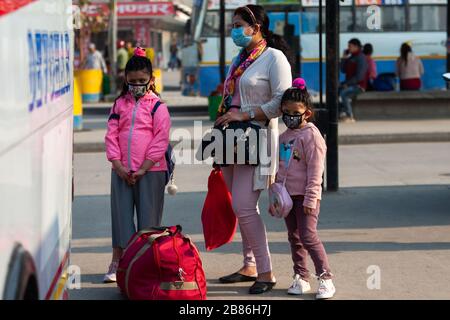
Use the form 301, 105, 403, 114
282, 111, 306, 129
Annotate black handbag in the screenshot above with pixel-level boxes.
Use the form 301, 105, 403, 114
198, 121, 263, 166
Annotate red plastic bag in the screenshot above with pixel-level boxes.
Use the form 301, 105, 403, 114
201, 168, 237, 250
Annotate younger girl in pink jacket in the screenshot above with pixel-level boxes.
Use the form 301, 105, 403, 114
103, 47, 171, 283
270, 78, 335, 299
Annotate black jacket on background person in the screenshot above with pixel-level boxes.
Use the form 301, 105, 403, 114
340, 50, 368, 90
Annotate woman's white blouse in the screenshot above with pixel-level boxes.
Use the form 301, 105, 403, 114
228, 47, 292, 190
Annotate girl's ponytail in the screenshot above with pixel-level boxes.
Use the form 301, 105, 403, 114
150, 83, 158, 96
265, 31, 294, 70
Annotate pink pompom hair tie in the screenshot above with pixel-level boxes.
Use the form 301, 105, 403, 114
134, 47, 146, 57
292, 78, 306, 90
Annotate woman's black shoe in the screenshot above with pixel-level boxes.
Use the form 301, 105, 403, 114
219, 272, 257, 283
248, 281, 276, 294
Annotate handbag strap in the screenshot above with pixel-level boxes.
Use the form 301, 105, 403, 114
282, 141, 294, 186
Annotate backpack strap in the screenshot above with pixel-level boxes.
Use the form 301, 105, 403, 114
108, 100, 120, 121
151, 100, 162, 118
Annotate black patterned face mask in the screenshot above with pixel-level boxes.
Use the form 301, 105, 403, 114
282, 111, 306, 129
127, 81, 150, 98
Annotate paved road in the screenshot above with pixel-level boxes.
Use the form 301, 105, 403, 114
70, 142, 450, 300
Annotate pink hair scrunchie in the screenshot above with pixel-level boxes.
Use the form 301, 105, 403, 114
134, 47, 146, 57
292, 78, 306, 90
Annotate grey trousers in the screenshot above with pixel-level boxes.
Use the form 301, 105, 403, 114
110, 170, 166, 248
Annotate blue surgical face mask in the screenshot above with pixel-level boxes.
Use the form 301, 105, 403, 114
231, 27, 253, 48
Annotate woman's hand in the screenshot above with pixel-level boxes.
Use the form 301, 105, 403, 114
304, 206, 315, 215
215, 111, 248, 126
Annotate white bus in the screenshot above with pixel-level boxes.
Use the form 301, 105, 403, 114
0, 0, 74, 299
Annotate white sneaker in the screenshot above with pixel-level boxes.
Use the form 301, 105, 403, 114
103, 261, 119, 283
287, 274, 311, 295
316, 278, 336, 299
342, 116, 356, 123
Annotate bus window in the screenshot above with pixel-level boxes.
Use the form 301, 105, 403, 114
300, 7, 353, 33
409, 5, 446, 31
355, 5, 405, 32
201, 11, 233, 37
340, 7, 354, 33
300, 9, 324, 33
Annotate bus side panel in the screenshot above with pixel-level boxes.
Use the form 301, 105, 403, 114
0, 0, 73, 299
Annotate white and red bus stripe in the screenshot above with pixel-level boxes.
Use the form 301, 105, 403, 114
0, 0, 36, 17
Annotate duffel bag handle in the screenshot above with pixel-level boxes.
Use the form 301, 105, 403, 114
153, 225, 182, 235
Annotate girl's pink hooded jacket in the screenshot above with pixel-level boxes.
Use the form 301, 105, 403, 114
275, 123, 326, 209
105, 92, 171, 172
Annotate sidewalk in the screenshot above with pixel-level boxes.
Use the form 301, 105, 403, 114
75, 69, 450, 152
70, 142, 450, 300
74, 118, 450, 153
85, 91, 209, 115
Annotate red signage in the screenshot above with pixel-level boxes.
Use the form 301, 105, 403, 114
118, 2, 175, 16
0, 0, 36, 17
82, 2, 175, 18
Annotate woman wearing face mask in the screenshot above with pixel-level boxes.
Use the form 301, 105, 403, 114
103, 47, 171, 283
215, 5, 293, 294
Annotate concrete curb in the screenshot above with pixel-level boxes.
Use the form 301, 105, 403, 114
74, 132, 450, 153
338, 132, 450, 145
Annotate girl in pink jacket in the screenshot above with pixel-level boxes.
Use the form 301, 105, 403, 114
103, 47, 171, 283
270, 78, 335, 299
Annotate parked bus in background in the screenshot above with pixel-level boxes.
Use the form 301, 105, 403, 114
196, 0, 447, 96
0, 0, 74, 299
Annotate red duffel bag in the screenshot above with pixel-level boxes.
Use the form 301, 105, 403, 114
117, 225, 207, 300
201, 168, 237, 251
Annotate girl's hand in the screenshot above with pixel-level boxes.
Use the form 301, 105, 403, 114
304, 206, 315, 215
130, 160, 153, 185
268, 204, 276, 217
113, 161, 131, 182
215, 111, 247, 126
131, 168, 147, 183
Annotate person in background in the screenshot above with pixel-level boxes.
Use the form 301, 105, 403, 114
116, 40, 129, 92
363, 43, 377, 91
339, 38, 368, 123
82, 43, 108, 74
169, 40, 179, 71
126, 41, 134, 60
396, 43, 424, 91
